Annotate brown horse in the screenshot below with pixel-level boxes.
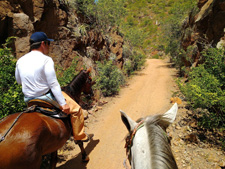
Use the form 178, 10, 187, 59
0, 69, 95, 169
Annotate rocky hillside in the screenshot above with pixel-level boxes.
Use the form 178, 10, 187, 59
180, 0, 225, 67
0, 0, 124, 71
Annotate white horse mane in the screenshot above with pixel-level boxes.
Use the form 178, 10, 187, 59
145, 115, 178, 169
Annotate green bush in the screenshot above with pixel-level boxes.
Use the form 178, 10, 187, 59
0, 37, 25, 118
202, 48, 225, 87
56, 56, 81, 86
123, 50, 146, 76
130, 51, 146, 71
178, 48, 225, 129
124, 27, 146, 48
96, 60, 125, 96
123, 59, 133, 76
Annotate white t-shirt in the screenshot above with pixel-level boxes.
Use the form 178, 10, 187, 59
15, 50, 66, 106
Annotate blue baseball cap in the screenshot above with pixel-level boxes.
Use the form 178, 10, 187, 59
30, 32, 54, 43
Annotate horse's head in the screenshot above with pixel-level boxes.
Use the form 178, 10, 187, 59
120, 103, 178, 169
61, 67, 95, 103
82, 68, 96, 98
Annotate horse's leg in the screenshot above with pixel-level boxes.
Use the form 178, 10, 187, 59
50, 151, 57, 169
76, 141, 89, 162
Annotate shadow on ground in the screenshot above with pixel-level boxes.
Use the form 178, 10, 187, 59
57, 139, 100, 169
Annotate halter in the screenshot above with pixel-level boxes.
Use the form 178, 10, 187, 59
123, 120, 145, 169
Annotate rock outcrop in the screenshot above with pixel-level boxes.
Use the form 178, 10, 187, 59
180, 0, 225, 67
0, 0, 124, 70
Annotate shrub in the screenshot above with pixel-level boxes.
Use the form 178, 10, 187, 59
123, 58, 133, 76
123, 51, 146, 76
130, 51, 146, 71
123, 50, 146, 76
178, 48, 225, 129
0, 37, 25, 118
202, 48, 225, 88
56, 56, 81, 86
96, 60, 125, 96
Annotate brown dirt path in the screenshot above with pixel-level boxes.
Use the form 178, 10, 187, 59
56, 58, 178, 169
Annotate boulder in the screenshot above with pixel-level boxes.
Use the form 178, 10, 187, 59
13, 13, 34, 37
13, 13, 34, 58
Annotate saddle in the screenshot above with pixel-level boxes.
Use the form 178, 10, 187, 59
26, 99, 68, 119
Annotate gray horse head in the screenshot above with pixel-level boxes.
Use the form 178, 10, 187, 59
121, 103, 178, 169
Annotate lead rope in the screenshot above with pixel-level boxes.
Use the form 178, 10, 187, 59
123, 120, 145, 169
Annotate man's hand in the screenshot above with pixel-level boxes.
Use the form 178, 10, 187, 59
62, 104, 70, 114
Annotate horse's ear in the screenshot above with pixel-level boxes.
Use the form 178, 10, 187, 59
86, 67, 92, 73
120, 110, 137, 132
161, 103, 178, 125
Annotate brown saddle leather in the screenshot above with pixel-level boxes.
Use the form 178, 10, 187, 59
27, 99, 68, 119
27, 99, 56, 109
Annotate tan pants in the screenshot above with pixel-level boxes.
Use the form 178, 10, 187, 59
62, 92, 88, 141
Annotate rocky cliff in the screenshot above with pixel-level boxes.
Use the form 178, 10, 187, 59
181, 0, 225, 67
0, 0, 124, 70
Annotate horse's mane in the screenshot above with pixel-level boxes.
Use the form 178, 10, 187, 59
62, 70, 88, 102
144, 115, 178, 169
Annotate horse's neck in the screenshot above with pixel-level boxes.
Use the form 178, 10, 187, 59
131, 126, 151, 169
63, 84, 82, 103
131, 124, 177, 169
62, 71, 87, 103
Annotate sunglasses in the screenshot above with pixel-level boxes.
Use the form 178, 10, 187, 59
44, 41, 50, 45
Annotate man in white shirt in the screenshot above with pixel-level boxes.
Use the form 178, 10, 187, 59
15, 32, 93, 157
15, 32, 70, 113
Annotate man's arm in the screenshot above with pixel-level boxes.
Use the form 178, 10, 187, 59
44, 59, 67, 106
15, 64, 22, 84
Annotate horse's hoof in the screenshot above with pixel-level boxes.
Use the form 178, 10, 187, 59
82, 155, 90, 162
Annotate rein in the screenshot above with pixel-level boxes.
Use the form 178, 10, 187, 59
0, 112, 24, 143
0, 105, 37, 143
123, 120, 145, 169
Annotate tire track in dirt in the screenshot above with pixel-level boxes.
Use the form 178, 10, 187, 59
57, 59, 178, 169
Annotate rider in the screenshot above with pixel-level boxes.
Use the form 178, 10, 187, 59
15, 31, 93, 150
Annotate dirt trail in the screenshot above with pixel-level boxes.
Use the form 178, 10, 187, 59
57, 59, 178, 169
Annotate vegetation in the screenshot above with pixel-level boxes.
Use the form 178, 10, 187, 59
178, 48, 225, 129
56, 56, 81, 86
123, 50, 146, 76
160, 0, 224, 131
1, 0, 224, 135
95, 60, 125, 96
0, 37, 25, 118
161, 0, 198, 58
0, 41, 82, 119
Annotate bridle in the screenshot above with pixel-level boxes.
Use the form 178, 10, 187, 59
123, 119, 145, 169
